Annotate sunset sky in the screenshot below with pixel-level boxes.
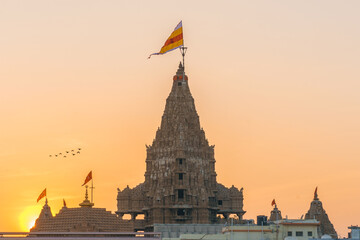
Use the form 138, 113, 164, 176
1, 0, 360, 236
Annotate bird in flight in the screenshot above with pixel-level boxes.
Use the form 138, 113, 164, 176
49, 147, 82, 158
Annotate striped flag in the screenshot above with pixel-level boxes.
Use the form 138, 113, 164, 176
148, 21, 184, 59
37, 188, 46, 202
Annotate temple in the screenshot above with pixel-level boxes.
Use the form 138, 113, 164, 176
116, 63, 245, 231
31, 187, 133, 232
30, 64, 338, 238
304, 188, 337, 238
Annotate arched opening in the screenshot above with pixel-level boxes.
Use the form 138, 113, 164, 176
122, 214, 131, 220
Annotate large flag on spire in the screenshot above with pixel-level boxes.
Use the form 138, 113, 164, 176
37, 188, 46, 202
82, 171, 92, 186
148, 21, 184, 59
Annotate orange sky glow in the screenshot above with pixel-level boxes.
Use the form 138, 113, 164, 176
0, 0, 360, 237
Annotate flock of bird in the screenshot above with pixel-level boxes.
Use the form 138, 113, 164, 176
49, 148, 82, 158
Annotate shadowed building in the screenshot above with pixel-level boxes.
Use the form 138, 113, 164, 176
117, 63, 245, 231
31, 187, 134, 232
304, 188, 337, 238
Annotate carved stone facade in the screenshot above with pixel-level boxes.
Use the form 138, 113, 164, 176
117, 63, 245, 231
304, 188, 337, 238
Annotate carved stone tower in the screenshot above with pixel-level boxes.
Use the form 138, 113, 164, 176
117, 63, 245, 230
305, 188, 337, 238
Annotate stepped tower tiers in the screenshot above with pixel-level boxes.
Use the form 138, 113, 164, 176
117, 63, 245, 230
304, 188, 337, 238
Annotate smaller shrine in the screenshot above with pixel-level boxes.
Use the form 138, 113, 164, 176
269, 201, 282, 222
304, 187, 337, 238
31, 186, 134, 232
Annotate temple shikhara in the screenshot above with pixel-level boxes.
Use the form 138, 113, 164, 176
116, 63, 245, 230
31, 64, 338, 238
304, 188, 338, 238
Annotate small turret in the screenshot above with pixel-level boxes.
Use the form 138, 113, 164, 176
39, 198, 53, 219
269, 200, 282, 221
31, 198, 53, 231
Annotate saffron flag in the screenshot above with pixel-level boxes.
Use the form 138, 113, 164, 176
271, 199, 276, 206
148, 21, 184, 59
63, 199, 67, 207
82, 171, 92, 186
37, 188, 46, 202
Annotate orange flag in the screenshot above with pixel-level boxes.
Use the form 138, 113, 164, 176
63, 199, 67, 207
82, 171, 92, 186
37, 188, 46, 202
271, 199, 276, 206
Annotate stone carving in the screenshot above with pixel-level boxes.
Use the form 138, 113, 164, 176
304, 188, 337, 238
116, 63, 245, 231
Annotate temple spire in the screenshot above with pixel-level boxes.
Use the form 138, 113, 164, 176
269, 199, 282, 221
79, 186, 94, 208
305, 187, 337, 238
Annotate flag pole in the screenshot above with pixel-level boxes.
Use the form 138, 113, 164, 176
91, 178, 94, 203
180, 46, 187, 81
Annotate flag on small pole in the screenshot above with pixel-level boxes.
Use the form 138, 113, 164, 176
82, 171, 94, 203
82, 171, 92, 186
63, 199, 67, 207
37, 188, 47, 202
271, 199, 276, 207
148, 21, 184, 59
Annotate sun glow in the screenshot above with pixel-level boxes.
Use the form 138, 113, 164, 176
19, 205, 41, 231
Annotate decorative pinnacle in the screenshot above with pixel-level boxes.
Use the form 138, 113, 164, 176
85, 185, 89, 200
314, 187, 319, 200
79, 185, 94, 207
176, 62, 184, 76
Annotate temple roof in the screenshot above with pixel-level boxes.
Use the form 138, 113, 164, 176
148, 62, 209, 155
31, 189, 133, 232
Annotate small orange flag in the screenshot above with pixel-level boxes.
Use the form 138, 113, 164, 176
271, 199, 276, 206
63, 199, 66, 207
82, 171, 92, 186
37, 188, 46, 202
